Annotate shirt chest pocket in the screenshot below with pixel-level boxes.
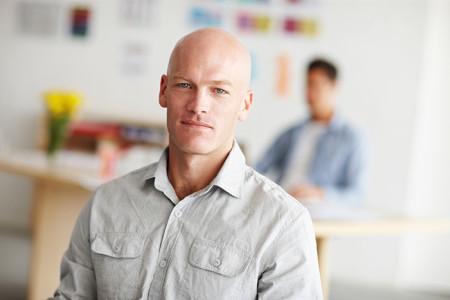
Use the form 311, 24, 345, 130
180, 239, 252, 299
91, 233, 147, 300
189, 239, 251, 277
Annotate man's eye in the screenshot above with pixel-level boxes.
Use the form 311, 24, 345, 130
180, 83, 190, 88
215, 88, 226, 94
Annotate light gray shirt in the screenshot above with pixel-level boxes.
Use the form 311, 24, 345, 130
51, 142, 322, 299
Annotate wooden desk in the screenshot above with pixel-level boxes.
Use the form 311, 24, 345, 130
314, 218, 450, 300
0, 151, 99, 300
1, 150, 449, 300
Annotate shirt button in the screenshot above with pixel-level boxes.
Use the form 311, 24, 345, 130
212, 258, 221, 267
113, 245, 120, 253
159, 259, 167, 268
174, 210, 183, 218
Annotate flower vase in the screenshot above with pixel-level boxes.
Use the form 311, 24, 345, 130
42, 90, 82, 164
46, 114, 70, 164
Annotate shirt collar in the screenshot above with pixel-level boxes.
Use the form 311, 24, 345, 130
307, 111, 344, 132
139, 148, 179, 204
140, 141, 246, 199
139, 147, 166, 187
209, 141, 246, 199
327, 112, 344, 131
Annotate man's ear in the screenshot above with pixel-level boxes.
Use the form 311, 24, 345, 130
159, 75, 168, 108
238, 90, 254, 121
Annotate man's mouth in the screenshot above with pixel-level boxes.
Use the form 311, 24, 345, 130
181, 120, 213, 129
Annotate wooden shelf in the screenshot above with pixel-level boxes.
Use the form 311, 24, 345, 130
0, 150, 102, 191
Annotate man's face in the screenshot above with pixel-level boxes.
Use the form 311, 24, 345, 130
159, 42, 252, 157
306, 69, 336, 115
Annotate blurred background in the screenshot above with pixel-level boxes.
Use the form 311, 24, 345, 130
0, 0, 449, 299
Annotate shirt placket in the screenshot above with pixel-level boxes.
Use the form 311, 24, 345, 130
147, 197, 190, 298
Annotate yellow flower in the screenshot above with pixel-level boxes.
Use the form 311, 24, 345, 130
64, 93, 81, 114
43, 91, 82, 118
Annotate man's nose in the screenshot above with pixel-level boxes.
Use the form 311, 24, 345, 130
187, 89, 209, 114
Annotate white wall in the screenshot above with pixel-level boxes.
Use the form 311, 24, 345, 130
399, 0, 450, 293
0, 0, 448, 293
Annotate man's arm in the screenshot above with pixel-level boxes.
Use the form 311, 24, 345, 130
49, 196, 97, 299
288, 183, 324, 203
257, 208, 323, 299
322, 133, 371, 205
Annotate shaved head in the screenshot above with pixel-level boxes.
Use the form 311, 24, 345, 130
168, 27, 252, 93
159, 27, 254, 160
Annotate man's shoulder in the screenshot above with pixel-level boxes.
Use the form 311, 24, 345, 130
94, 162, 157, 199
244, 166, 307, 215
239, 166, 312, 245
331, 116, 366, 143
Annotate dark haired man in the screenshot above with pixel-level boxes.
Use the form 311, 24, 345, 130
256, 58, 370, 205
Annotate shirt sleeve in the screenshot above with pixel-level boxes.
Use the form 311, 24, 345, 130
257, 208, 323, 299
322, 132, 371, 205
48, 195, 97, 300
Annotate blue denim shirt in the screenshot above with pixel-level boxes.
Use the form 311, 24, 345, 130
50, 142, 322, 299
256, 114, 370, 205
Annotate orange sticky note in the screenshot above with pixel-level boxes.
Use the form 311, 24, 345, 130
276, 54, 290, 97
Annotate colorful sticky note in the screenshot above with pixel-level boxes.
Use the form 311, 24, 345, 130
190, 6, 222, 28
255, 15, 270, 32
276, 54, 291, 97
284, 18, 298, 33
249, 51, 258, 82
302, 19, 318, 36
71, 7, 90, 37
237, 12, 254, 31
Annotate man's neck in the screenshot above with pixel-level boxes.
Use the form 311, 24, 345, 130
312, 108, 334, 123
167, 144, 232, 200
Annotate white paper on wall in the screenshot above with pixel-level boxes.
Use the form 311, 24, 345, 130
16, 2, 62, 37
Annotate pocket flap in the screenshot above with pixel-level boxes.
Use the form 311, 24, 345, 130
189, 239, 251, 277
91, 233, 146, 258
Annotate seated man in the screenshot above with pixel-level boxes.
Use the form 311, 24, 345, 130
256, 58, 370, 205
50, 28, 322, 299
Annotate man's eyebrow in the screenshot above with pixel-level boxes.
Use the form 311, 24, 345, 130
211, 80, 233, 86
171, 74, 191, 81
171, 74, 233, 87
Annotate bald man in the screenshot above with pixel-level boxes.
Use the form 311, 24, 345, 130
51, 28, 322, 300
